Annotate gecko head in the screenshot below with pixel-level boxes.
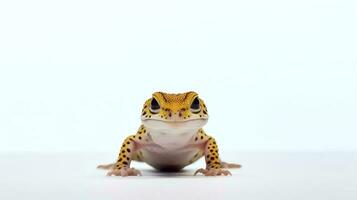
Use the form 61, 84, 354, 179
140, 91, 208, 131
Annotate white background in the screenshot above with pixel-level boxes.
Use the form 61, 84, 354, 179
1, 1, 356, 200
1, 0, 356, 153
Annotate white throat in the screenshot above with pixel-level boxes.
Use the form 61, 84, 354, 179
148, 128, 199, 149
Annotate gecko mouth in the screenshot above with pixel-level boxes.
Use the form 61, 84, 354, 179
141, 118, 208, 130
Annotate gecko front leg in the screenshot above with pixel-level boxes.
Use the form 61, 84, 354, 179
193, 129, 235, 176
106, 125, 149, 177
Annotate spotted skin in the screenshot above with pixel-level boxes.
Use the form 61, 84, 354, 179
200, 130, 222, 169
141, 91, 208, 121
108, 125, 149, 175
98, 91, 240, 176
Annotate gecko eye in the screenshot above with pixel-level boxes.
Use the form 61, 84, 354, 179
150, 98, 160, 113
190, 97, 201, 113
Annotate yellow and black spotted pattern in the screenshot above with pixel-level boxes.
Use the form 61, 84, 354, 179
141, 91, 209, 121
193, 129, 222, 169
114, 125, 148, 170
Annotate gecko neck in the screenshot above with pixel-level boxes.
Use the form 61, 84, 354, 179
147, 127, 199, 149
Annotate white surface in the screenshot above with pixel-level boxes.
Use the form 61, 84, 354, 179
0, 152, 356, 200
1, 0, 357, 153
0, 1, 356, 197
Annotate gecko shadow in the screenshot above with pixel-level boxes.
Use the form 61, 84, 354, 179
140, 168, 198, 177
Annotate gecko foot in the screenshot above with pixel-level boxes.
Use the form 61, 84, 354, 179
194, 168, 232, 176
107, 167, 142, 177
